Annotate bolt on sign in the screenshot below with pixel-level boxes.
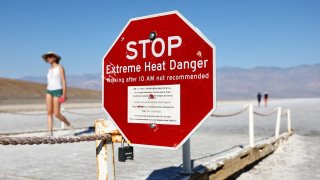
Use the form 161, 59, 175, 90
103, 11, 216, 149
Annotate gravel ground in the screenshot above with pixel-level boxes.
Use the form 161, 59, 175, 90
0, 98, 319, 179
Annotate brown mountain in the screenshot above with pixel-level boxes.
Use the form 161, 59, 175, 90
0, 77, 101, 105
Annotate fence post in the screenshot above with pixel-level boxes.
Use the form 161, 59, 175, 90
248, 103, 254, 148
95, 120, 115, 180
287, 109, 292, 134
61, 107, 65, 129
275, 107, 282, 138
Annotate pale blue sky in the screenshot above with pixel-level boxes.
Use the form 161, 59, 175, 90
0, 0, 319, 78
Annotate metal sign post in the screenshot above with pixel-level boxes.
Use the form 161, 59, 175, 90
181, 138, 192, 174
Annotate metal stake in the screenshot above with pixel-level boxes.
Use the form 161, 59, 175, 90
181, 138, 192, 174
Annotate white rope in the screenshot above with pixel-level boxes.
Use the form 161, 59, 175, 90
253, 108, 277, 117
212, 105, 248, 117
0, 109, 104, 117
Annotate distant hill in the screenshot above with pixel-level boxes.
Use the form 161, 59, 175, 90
217, 64, 320, 99
20, 73, 102, 90
19, 64, 320, 100
0, 77, 101, 105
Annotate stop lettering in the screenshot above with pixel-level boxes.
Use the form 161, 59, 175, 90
126, 36, 182, 60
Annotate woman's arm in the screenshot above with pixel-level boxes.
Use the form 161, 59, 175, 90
59, 65, 67, 100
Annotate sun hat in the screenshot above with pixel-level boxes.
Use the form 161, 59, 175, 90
42, 51, 61, 62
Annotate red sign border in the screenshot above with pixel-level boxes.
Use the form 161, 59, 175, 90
102, 10, 216, 150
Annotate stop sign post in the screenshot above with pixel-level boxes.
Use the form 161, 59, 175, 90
103, 11, 216, 150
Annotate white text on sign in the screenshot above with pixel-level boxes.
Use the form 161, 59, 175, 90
106, 59, 208, 74
126, 36, 182, 60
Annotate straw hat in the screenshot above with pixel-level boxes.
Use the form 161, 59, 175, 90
42, 51, 61, 62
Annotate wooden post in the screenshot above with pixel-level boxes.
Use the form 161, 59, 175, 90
275, 107, 282, 138
248, 103, 254, 148
287, 109, 292, 133
95, 120, 115, 180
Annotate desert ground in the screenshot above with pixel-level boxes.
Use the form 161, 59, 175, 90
0, 98, 319, 179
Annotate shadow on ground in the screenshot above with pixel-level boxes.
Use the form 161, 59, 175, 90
74, 126, 95, 136
146, 145, 245, 180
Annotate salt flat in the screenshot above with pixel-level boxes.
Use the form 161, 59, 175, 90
0, 98, 319, 179
238, 134, 320, 180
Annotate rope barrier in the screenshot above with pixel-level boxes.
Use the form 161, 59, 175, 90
0, 134, 111, 145
253, 109, 277, 117
0, 109, 104, 117
64, 110, 104, 116
211, 106, 283, 118
211, 106, 248, 117
0, 110, 47, 116
1, 106, 286, 119
0, 103, 290, 147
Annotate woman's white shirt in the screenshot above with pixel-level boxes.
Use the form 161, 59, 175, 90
47, 66, 62, 90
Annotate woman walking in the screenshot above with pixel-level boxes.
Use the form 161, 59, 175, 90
42, 51, 72, 136
257, 92, 262, 107
264, 92, 269, 107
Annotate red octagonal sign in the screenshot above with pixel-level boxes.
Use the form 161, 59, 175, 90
103, 11, 216, 149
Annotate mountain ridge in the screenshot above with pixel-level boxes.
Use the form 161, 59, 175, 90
0, 77, 101, 105
18, 64, 320, 99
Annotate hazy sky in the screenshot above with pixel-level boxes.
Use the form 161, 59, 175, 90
0, 0, 319, 78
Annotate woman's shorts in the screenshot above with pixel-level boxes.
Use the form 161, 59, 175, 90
47, 89, 63, 97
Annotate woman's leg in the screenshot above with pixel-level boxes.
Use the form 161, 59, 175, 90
265, 98, 268, 107
53, 97, 71, 126
46, 94, 54, 135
